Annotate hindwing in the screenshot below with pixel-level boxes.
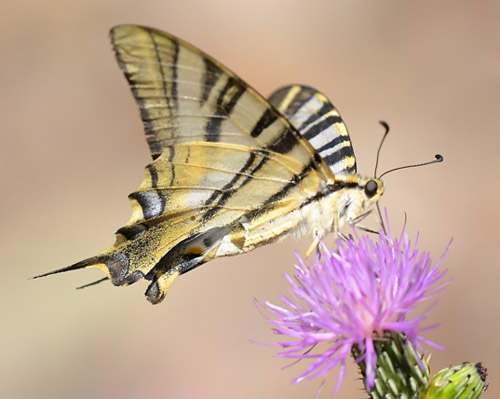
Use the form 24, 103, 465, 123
268, 85, 357, 176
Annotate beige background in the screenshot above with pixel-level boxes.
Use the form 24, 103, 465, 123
1, 1, 498, 398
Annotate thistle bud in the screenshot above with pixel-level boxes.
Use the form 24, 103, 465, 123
424, 362, 488, 399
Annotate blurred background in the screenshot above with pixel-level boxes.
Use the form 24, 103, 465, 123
1, 1, 498, 398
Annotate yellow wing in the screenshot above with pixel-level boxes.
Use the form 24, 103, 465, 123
36, 25, 337, 304
120, 140, 323, 303
110, 25, 333, 176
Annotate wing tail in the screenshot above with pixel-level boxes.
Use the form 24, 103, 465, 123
76, 277, 109, 290
32, 251, 139, 287
32, 256, 107, 280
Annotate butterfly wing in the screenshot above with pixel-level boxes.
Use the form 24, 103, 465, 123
110, 25, 331, 177
121, 140, 322, 303
37, 25, 337, 303
268, 85, 357, 176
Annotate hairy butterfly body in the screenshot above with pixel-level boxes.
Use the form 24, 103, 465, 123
36, 25, 384, 304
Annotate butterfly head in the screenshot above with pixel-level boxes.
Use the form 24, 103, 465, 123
363, 177, 384, 203
356, 176, 384, 213
326, 175, 384, 228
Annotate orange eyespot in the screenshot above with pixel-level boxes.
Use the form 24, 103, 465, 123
184, 246, 203, 255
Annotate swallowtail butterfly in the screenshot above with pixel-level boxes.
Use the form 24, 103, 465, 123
36, 25, 384, 304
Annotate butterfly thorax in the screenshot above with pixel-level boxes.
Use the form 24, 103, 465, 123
291, 174, 384, 240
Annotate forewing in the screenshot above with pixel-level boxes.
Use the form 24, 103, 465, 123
110, 25, 333, 180
268, 84, 357, 176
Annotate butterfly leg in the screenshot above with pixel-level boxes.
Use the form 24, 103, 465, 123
349, 210, 372, 226
338, 232, 351, 241
332, 211, 339, 238
306, 236, 320, 258
349, 210, 380, 235
353, 224, 379, 235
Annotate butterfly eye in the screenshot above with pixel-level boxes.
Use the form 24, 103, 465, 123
364, 180, 378, 198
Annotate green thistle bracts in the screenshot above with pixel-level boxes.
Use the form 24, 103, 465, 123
353, 333, 487, 399
353, 332, 430, 399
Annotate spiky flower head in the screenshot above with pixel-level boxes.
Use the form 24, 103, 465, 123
259, 223, 449, 394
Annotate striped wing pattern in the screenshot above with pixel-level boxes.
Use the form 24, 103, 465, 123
268, 85, 357, 176
36, 25, 376, 304
111, 26, 330, 177
37, 25, 345, 304
107, 25, 337, 303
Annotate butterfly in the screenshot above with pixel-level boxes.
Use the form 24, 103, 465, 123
35, 24, 384, 304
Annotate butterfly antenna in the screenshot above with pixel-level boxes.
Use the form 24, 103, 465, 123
374, 121, 390, 178
379, 154, 443, 179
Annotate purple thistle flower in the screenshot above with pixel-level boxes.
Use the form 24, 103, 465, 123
259, 223, 450, 394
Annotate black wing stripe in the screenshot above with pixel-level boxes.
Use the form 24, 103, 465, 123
201, 57, 222, 103
205, 77, 246, 142
297, 102, 333, 132
148, 31, 176, 130
315, 135, 351, 154
170, 39, 180, 112
303, 115, 342, 141
129, 189, 166, 220
242, 161, 313, 222
274, 85, 316, 117
147, 164, 159, 187
201, 152, 258, 220
322, 146, 356, 168
250, 108, 278, 137
267, 128, 299, 154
